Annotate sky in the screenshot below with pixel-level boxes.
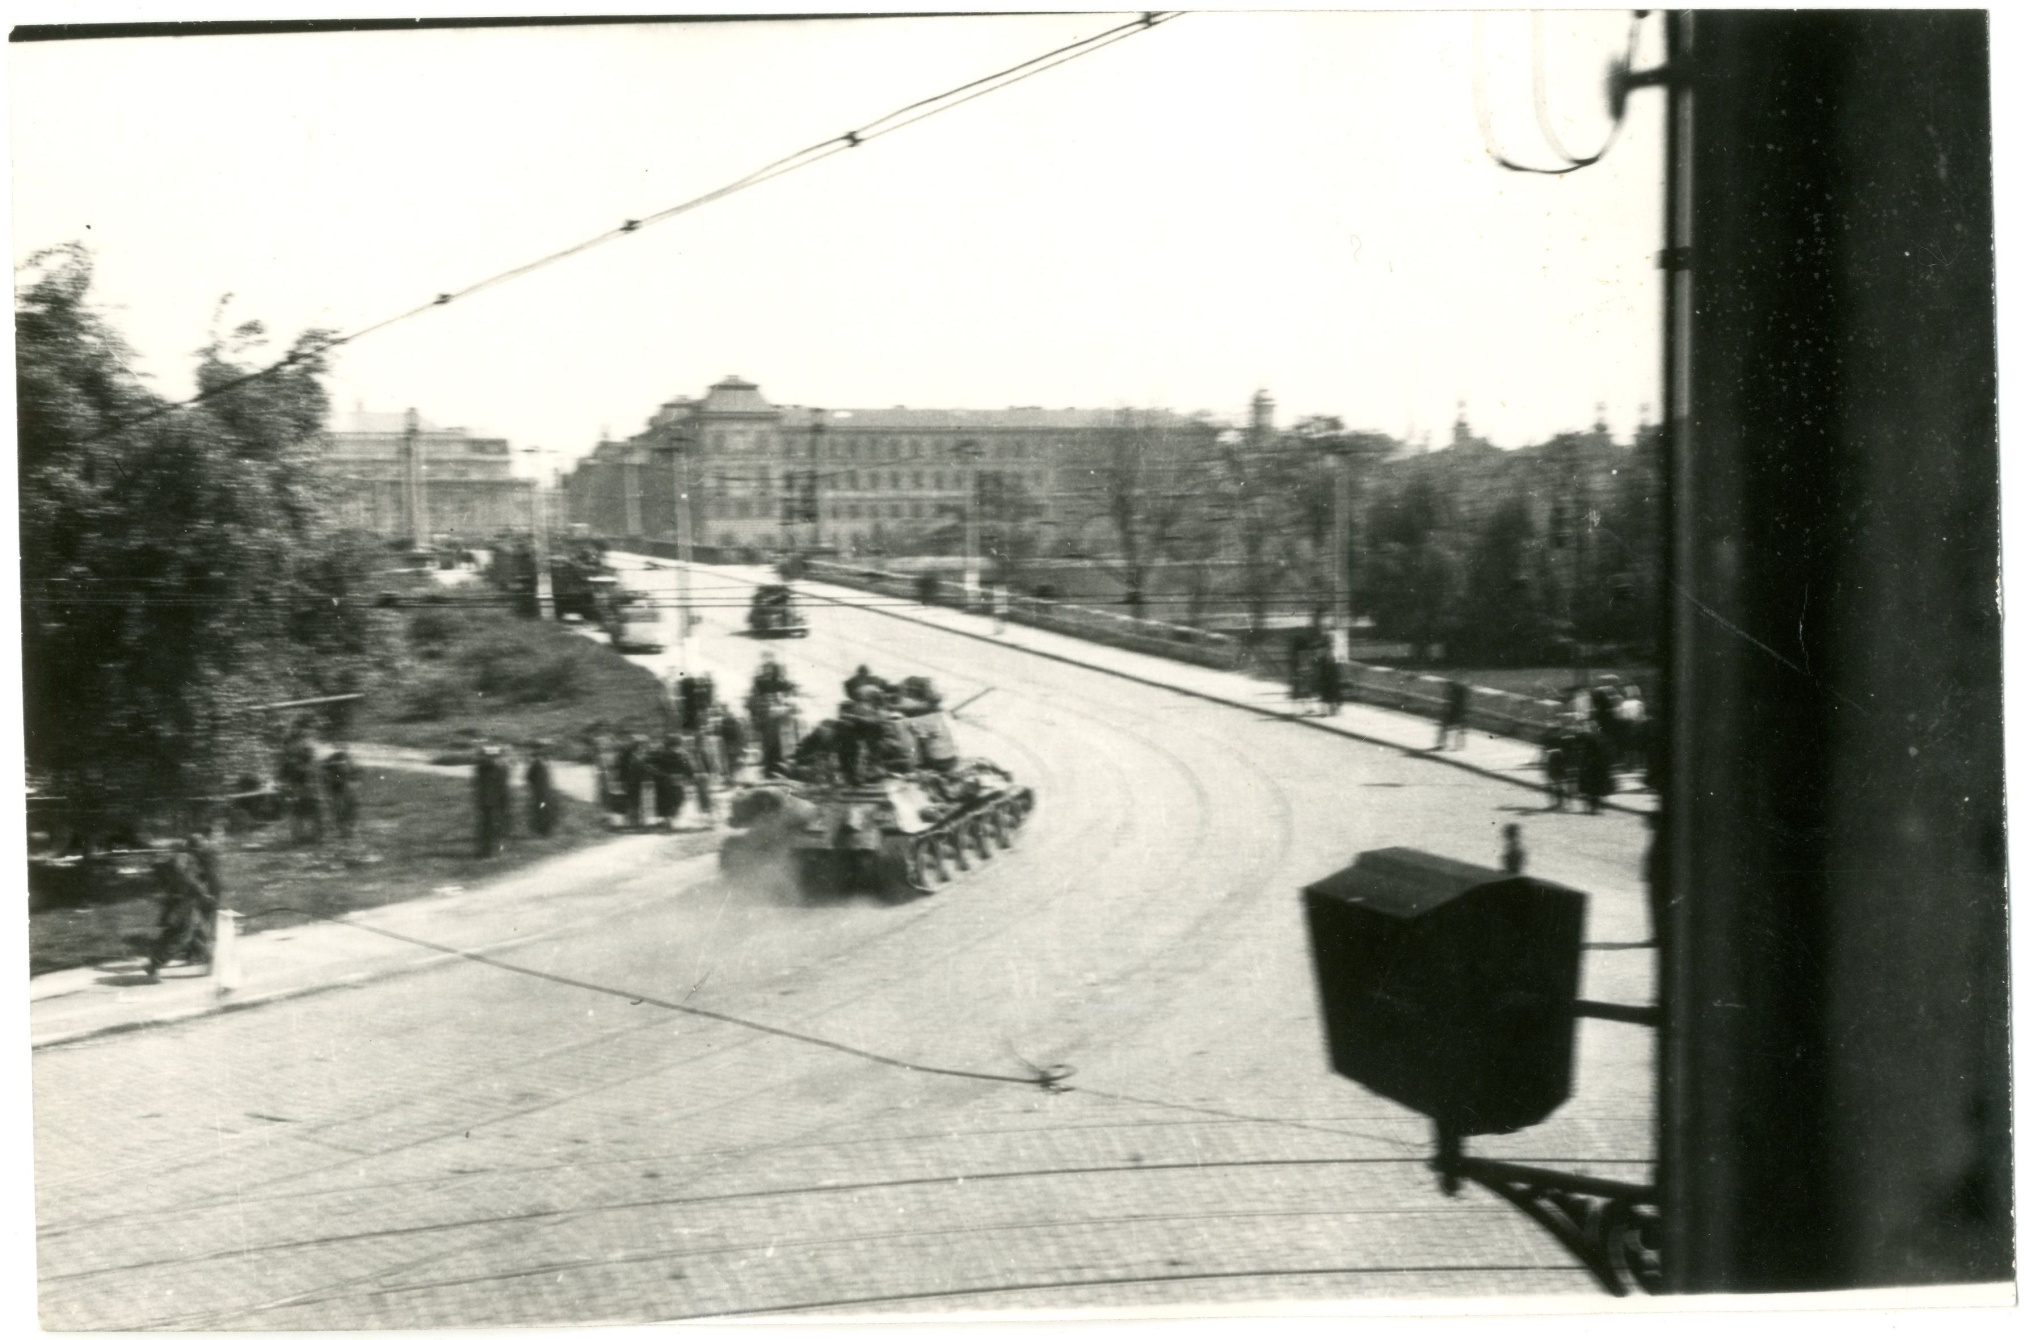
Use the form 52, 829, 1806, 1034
10, 10, 1665, 474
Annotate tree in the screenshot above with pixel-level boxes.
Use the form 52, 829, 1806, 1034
1453, 496, 1553, 664
1078, 411, 1216, 620
976, 467, 1044, 591
18, 244, 377, 828
1363, 474, 1460, 659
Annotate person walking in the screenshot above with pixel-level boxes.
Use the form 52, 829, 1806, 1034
1576, 724, 1616, 814
279, 719, 323, 844
322, 748, 360, 840
526, 740, 558, 838
648, 735, 684, 829
618, 735, 648, 829
145, 832, 219, 981
474, 745, 511, 857
1316, 653, 1344, 717
1435, 678, 1471, 750
716, 710, 748, 785
1501, 823, 1527, 874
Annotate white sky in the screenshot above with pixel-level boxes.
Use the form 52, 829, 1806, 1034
10, 10, 1664, 472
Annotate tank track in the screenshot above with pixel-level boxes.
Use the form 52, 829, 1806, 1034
886, 785, 1037, 897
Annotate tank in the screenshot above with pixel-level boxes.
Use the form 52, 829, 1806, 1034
719, 709, 1034, 898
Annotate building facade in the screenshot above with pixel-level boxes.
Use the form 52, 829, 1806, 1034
563, 376, 1211, 556
322, 408, 532, 542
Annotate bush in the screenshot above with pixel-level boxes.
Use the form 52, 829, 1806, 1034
459, 633, 586, 704
408, 608, 465, 659
402, 672, 471, 721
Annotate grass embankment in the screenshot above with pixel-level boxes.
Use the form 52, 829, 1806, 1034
353, 601, 670, 762
29, 769, 612, 977
31, 604, 680, 978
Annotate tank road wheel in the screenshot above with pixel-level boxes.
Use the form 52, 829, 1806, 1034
944, 826, 971, 873
989, 805, 1012, 851
911, 836, 949, 891
968, 817, 994, 862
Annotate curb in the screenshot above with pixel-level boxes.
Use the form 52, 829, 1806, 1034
32, 848, 721, 1051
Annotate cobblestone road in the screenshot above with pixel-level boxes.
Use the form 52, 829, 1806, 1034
33, 570, 1652, 1327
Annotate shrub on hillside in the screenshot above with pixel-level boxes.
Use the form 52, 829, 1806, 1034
401, 672, 471, 721
408, 608, 467, 660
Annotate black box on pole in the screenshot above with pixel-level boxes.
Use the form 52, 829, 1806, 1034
1303, 848, 1587, 1136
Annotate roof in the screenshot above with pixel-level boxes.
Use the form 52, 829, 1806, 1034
775, 405, 1203, 432
697, 377, 774, 417
329, 410, 441, 435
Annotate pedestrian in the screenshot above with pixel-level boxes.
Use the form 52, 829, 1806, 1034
648, 735, 684, 829
1316, 653, 1344, 717
751, 652, 797, 703
145, 832, 219, 981
526, 740, 558, 837
323, 748, 360, 839
474, 745, 511, 857
618, 735, 648, 828
1576, 725, 1615, 814
1542, 721, 1577, 811
1616, 685, 1648, 774
678, 734, 714, 823
717, 710, 748, 784
1501, 823, 1527, 874
1436, 678, 1471, 750
279, 718, 323, 844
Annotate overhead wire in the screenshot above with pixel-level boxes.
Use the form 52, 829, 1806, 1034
234, 905, 1075, 1091
70, 12, 1181, 449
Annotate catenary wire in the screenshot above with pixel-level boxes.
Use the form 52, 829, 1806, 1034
234, 904, 1075, 1091
68, 13, 1180, 448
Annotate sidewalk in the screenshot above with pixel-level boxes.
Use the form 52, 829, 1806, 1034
30, 737, 717, 1049
31, 835, 717, 1049
681, 560, 1656, 817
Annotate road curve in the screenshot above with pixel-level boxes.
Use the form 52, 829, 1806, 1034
32, 563, 1652, 1328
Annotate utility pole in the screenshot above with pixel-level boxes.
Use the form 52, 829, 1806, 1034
1333, 448, 1352, 664
522, 446, 553, 619
403, 407, 427, 551
673, 436, 695, 674
809, 409, 825, 550
958, 439, 983, 609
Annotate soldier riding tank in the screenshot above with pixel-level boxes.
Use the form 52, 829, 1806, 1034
719, 676, 1033, 898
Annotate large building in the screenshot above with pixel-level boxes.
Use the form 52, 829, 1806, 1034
563, 376, 1212, 556
322, 408, 532, 542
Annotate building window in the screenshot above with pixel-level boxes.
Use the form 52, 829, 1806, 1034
933, 472, 945, 490
734, 500, 751, 519
710, 432, 726, 451
910, 501, 923, 519
911, 472, 924, 489
757, 468, 771, 494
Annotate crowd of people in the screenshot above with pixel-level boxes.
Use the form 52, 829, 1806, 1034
1542, 674, 1649, 813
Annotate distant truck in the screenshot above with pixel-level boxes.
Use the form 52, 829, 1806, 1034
588, 576, 665, 654
748, 584, 810, 639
